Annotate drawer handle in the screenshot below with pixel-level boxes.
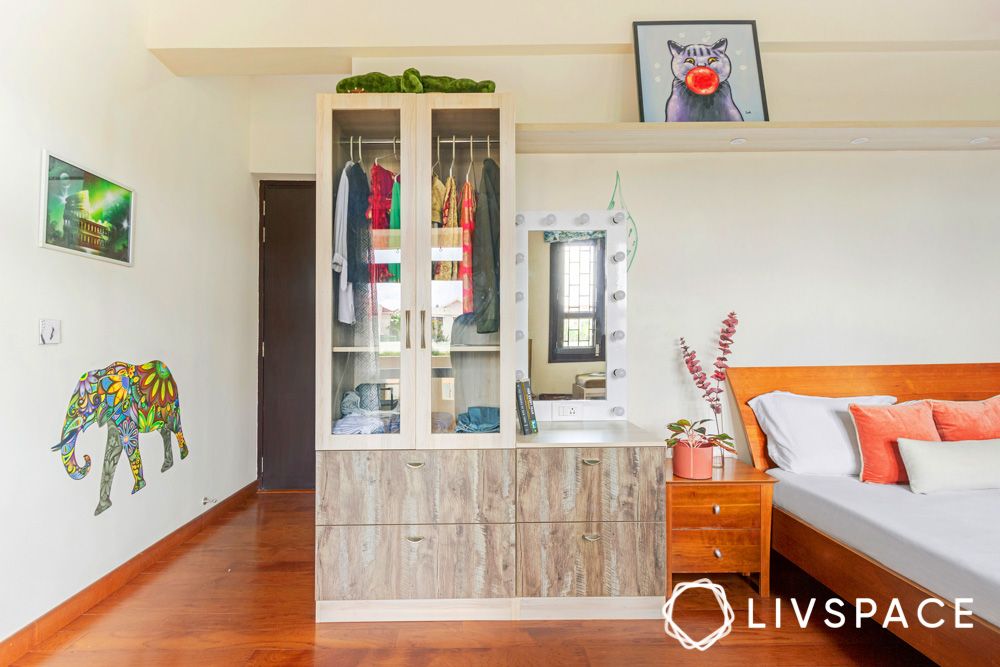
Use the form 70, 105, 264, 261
405, 536, 425, 543
405, 461, 425, 469
712, 504, 721, 515
582, 458, 601, 466
582, 534, 602, 542
713, 548, 723, 559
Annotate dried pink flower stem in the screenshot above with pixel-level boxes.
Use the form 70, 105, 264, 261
680, 312, 739, 435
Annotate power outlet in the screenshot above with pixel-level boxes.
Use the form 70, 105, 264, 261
558, 405, 578, 417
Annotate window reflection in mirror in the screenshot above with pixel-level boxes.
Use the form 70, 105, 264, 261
528, 230, 607, 400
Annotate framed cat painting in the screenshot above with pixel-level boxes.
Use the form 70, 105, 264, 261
633, 20, 768, 123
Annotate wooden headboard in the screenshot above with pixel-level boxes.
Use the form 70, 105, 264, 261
727, 363, 1000, 471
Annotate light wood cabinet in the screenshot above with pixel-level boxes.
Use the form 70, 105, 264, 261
316, 449, 515, 525
516, 447, 665, 523
516, 522, 665, 597
317, 524, 515, 600
315, 93, 668, 621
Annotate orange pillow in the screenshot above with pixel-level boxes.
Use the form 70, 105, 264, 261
849, 402, 940, 484
928, 395, 1000, 440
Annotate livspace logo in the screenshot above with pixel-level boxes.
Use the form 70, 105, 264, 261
662, 578, 975, 651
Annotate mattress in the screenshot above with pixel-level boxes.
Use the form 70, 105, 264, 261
768, 469, 1000, 627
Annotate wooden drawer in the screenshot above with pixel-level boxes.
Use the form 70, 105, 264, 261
516, 447, 664, 523
670, 502, 760, 530
670, 529, 761, 573
669, 484, 760, 508
517, 522, 665, 597
316, 524, 515, 600
316, 449, 515, 525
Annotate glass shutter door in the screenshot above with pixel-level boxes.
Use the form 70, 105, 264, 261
327, 101, 415, 448
418, 100, 504, 446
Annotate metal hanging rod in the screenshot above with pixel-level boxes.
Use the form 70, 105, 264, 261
337, 136, 496, 146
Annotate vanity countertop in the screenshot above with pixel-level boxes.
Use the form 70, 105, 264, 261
516, 420, 663, 448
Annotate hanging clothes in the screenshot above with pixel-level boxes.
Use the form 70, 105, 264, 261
387, 177, 401, 282
366, 162, 394, 284
346, 163, 378, 361
431, 174, 446, 228
346, 163, 371, 289
473, 157, 501, 333
458, 179, 476, 313
434, 174, 459, 280
333, 161, 355, 324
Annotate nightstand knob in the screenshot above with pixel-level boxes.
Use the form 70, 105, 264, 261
712, 504, 721, 515
713, 548, 723, 559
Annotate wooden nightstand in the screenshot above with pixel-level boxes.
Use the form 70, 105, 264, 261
665, 458, 777, 597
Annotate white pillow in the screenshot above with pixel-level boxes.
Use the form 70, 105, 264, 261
748, 391, 896, 475
898, 438, 1000, 494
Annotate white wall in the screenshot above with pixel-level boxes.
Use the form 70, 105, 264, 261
0, 1, 256, 638
517, 150, 1000, 439
148, 0, 1000, 50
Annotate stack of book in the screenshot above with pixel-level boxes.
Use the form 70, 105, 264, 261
515, 379, 538, 435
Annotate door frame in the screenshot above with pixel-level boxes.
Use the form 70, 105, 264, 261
258, 179, 317, 487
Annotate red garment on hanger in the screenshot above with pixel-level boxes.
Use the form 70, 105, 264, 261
366, 163, 395, 283
458, 180, 476, 313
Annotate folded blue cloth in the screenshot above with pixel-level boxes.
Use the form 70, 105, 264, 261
455, 406, 500, 433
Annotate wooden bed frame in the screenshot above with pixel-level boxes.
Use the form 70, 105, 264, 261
727, 363, 1000, 667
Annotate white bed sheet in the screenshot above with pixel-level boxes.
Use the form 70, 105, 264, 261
768, 469, 1000, 627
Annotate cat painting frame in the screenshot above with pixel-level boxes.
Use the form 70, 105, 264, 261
633, 20, 769, 123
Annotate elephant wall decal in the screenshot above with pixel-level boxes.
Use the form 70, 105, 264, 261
53, 360, 189, 515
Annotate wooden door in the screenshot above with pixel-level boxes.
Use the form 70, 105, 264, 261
259, 181, 316, 489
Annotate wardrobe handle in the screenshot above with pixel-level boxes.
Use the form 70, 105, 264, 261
405, 536, 425, 544
405, 461, 425, 469
713, 548, 723, 559
712, 504, 721, 515
405, 310, 412, 349
582, 534, 602, 542
420, 310, 427, 349
582, 458, 601, 466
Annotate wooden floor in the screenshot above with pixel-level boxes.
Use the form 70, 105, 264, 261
15, 492, 934, 666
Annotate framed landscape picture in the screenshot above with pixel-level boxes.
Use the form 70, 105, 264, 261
633, 20, 768, 123
39, 152, 134, 265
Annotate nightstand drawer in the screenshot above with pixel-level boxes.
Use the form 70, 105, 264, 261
671, 501, 760, 530
669, 484, 760, 508
670, 529, 760, 573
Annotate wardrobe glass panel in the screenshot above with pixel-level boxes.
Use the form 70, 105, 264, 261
428, 108, 502, 435
330, 109, 405, 439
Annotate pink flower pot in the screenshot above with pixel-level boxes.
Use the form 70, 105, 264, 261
672, 445, 713, 480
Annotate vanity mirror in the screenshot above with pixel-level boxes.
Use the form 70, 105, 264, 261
515, 210, 628, 421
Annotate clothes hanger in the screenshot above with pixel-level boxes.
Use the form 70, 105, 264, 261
448, 135, 455, 180
393, 137, 400, 182
349, 136, 354, 163
432, 136, 441, 177
358, 136, 365, 171
486, 135, 491, 160
465, 134, 474, 183
374, 136, 398, 168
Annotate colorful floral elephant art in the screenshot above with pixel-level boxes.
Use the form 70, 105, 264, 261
53, 360, 189, 515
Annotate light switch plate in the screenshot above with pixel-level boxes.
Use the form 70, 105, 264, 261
39, 319, 61, 345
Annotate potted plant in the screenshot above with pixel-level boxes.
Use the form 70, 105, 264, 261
667, 419, 737, 479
